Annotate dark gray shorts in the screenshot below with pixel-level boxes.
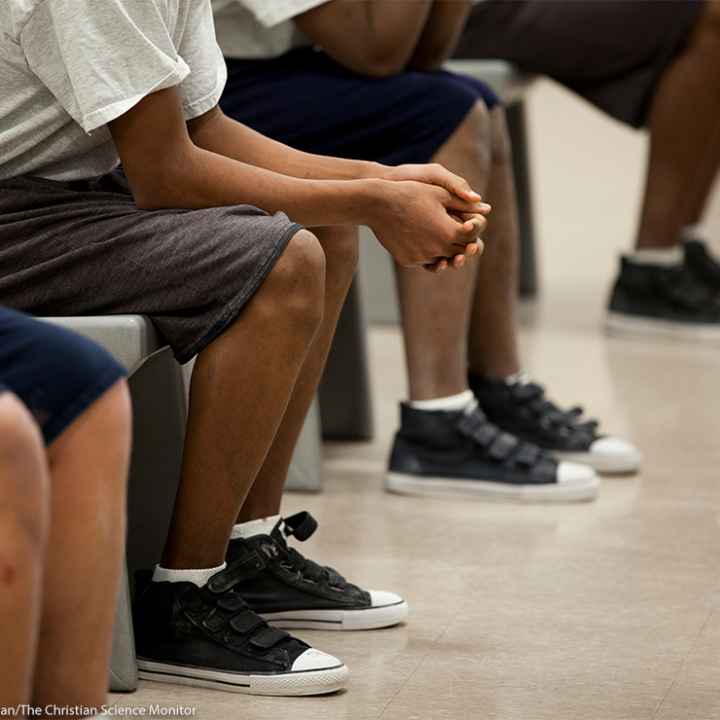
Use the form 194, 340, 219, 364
455, 0, 704, 128
0, 171, 302, 363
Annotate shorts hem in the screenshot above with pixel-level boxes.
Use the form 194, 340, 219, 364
44, 365, 127, 446
172, 221, 304, 364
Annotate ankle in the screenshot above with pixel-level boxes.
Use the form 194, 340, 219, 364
409, 389, 474, 412
152, 562, 226, 587
468, 363, 521, 381
626, 246, 683, 266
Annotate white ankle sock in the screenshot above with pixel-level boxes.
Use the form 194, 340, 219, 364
627, 247, 683, 267
410, 389, 475, 412
152, 562, 226, 587
230, 514, 281, 540
682, 223, 706, 241
502, 371, 529, 385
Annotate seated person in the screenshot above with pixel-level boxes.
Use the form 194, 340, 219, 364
0, 0, 486, 696
213, 0, 640, 504
0, 308, 130, 717
455, 0, 720, 338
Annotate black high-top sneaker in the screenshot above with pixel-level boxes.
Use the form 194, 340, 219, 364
469, 373, 641, 475
606, 255, 720, 341
684, 238, 720, 292
385, 403, 599, 503
227, 512, 408, 631
133, 564, 348, 696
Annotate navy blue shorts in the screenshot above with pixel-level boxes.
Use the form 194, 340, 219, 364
221, 48, 499, 165
0, 308, 126, 445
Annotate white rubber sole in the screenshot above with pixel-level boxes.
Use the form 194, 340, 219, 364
262, 600, 409, 631
556, 449, 642, 475
137, 659, 348, 696
385, 473, 599, 503
606, 312, 720, 343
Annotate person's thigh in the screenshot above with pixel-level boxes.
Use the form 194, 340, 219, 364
454, 0, 704, 126
0, 173, 303, 364
0, 308, 126, 445
221, 48, 499, 165
456, 0, 703, 78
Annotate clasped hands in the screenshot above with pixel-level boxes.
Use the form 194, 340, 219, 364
380, 163, 490, 273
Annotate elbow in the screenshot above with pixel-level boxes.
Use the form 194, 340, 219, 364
127, 154, 195, 211
131, 175, 173, 210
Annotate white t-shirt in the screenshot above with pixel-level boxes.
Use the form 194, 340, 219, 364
212, 0, 326, 59
0, 0, 227, 181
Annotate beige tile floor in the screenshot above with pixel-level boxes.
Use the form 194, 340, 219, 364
112, 81, 720, 719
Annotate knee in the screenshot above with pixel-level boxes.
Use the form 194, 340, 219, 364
490, 106, 513, 166
91, 379, 132, 465
699, 0, 720, 35
260, 229, 326, 335
320, 227, 359, 289
0, 393, 48, 554
449, 100, 493, 173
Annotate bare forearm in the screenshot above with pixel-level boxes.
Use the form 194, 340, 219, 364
189, 111, 383, 181
136, 143, 382, 227
409, 0, 472, 70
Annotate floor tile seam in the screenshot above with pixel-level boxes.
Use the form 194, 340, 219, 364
651, 585, 720, 718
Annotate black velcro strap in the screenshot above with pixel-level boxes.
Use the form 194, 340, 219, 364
515, 443, 541, 467
207, 552, 265, 594
488, 432, 519, 461
472, 423, 499, 448
249, 627, 290, 650
216, 594, 247, 612
456, 410, 486, 437
283, 511, 318, 542
229, 610, 266, 635
202, 610, 227, 633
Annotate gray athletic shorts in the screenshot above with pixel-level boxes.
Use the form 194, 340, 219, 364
455, 0, 704, 128
0, 171, 302, 363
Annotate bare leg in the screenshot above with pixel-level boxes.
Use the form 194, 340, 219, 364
0, 394, 49, 709
635, 0, 720, 249
237, 226, 359, 522
162, 230, 326, 569
468, 106, 521, 378
396, 101, 492, 401
28, 381, 130, 713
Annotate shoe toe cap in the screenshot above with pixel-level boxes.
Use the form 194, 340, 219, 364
590, 436, 642, 467
368, 590, 405, 609
291, 648, 344, 672
557, 461, 599, 487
